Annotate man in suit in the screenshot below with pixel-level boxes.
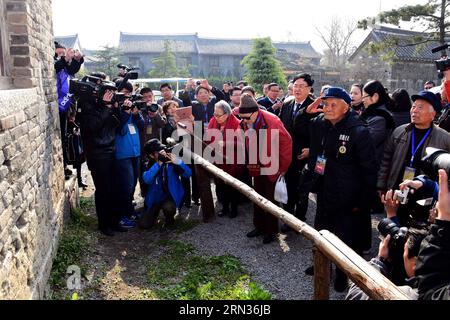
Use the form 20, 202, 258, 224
257, 83, 283, 114
278, 73, 318, 225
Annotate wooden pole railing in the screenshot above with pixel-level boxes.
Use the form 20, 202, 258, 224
184, 148, 410, 300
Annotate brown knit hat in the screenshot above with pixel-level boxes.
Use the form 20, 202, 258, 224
239, 94, 260, 114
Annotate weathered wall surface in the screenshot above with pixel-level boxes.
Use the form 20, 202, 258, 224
0, 0, 71, 299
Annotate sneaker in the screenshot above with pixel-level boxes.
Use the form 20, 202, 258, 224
64, 168, 73, 176
246, 229, 263, 238
119, 217, 136, 229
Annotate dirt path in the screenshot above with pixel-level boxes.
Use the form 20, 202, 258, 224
49, 165, 382, 300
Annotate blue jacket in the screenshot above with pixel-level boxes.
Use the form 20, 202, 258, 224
143, 159, 192, 209
115, 112, 144, 160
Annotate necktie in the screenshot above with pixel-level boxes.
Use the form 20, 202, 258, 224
293, 103, 300, 119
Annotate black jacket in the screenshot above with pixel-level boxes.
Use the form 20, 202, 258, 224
360, 103, 395, 165
416, 219, 450, 300
279, 96, 316, 160
192, 87, 225, 125
81, 101, 120, 162
257, 96, 280, 114
308, 110, 379, 212
54, 57, 84, 76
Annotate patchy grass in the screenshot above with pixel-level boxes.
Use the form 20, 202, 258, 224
146, 240, 272, 300
48, 198, 96, 300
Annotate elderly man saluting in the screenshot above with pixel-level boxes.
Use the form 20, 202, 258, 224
305, 87, 378, 292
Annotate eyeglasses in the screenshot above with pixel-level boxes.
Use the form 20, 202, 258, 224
214, 113, 226, 118
239, 112, 254, 120
293, 85, 310, 89
361, 95, 371, 100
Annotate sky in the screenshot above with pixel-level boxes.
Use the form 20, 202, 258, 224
52, 0, 425, 54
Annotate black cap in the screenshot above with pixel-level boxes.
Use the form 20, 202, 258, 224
411, 91, 442, 113
144, 139, 165, 155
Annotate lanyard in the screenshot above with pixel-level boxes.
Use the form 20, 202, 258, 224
203, 104, 208, 123
411, 127, 432, 166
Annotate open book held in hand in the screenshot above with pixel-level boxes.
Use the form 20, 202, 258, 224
175, 106, 194, 135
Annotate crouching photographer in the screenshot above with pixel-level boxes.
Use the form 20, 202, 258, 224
415, 169, 450, 300
138, 139, 192, 229
346, 217, 428, 300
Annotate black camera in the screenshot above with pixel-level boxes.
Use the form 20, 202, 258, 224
377, 218, 408, 256
432, 43, 450, 79
114, 93, 148, 111
421, 147, 450, 181
70, 75, 117, 103
117, 63, 139, 81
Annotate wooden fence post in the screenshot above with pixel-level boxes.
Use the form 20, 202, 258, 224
314, 249, 331, 300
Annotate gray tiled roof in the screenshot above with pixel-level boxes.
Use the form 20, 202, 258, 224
54, 34, 79, 49
119, 33, 198, 53
119, 32, 321, 58
350, 26, 447, 62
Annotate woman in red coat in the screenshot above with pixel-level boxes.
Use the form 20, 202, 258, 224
206, 100, 245, 218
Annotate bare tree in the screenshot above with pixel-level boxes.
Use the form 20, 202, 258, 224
315, 17, 358, 70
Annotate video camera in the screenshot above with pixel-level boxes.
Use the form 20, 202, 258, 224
70, 75, 117, 103
432, 43, 450, 79
117, 63, 139, 80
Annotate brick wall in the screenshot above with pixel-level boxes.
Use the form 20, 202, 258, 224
0, 0, 72, 299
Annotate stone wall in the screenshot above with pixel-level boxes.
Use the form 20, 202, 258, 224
0, 0, 70, 299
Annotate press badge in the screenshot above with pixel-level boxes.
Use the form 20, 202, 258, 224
314, 156, 327, 175
146, 126, 153, 135
128, 124, 137, 135
403, 166, 416, 181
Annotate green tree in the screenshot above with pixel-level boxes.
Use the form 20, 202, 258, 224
149, 41, 191, 78
91, 45, 122, 80
242, 38, 287, 93
359, 0, 449, 57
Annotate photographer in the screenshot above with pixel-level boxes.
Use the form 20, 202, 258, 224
82, 89, 123, 236
114, 80, 145, 228
415, 169, 450, 300
346, 218, 428, 300
54, 42, 84, 179
138, 87, 165, 197
138, 139, 192, 229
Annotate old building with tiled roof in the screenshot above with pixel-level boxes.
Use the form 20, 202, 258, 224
348, 25, 446, 93
118, 32, 321, 79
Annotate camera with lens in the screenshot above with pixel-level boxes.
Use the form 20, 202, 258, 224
421, 147, 450, 181
141, 102, 159, 113
114, 93, 148, 111
70, 75, 117, 103
432, 43, 450, 79
117, 63, 139, 80
377, 218, 409, 257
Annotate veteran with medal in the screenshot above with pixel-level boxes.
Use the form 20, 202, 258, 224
306, 87, 379, 292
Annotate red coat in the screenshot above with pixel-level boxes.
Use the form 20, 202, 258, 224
243, 110, 292, 183
206, 114, 245, 177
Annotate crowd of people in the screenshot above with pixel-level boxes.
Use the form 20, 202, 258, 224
54, 41, 450, 299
